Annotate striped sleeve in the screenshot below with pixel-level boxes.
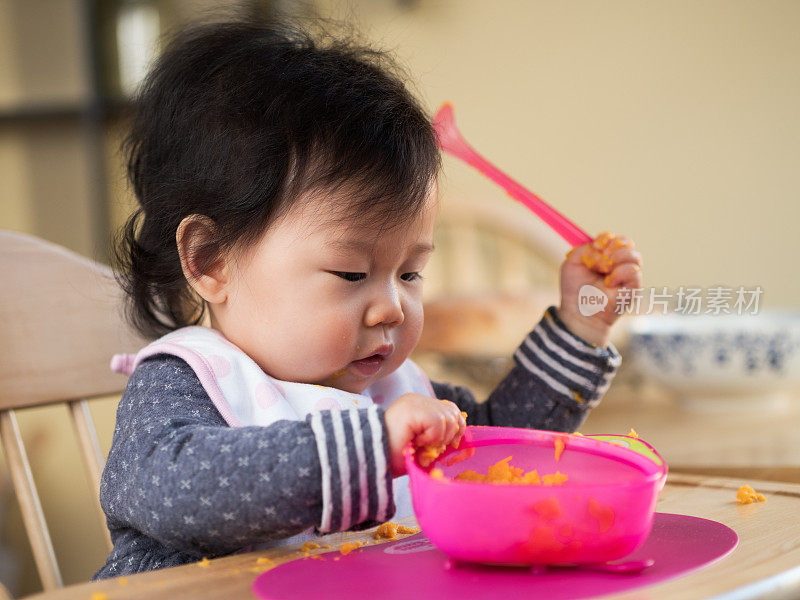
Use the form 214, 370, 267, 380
513, 305, 621, 408
307, 406, 394, 534
434, 306, 621, 433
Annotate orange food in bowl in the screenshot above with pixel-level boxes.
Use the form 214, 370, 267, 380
542, 471, 569, 486
430, 467, 445, 479
417, 444, 447, 467
452, 456, 567, 486
554, 437, 566, 462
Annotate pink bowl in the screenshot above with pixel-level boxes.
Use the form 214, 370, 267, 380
405, 426, 667, 566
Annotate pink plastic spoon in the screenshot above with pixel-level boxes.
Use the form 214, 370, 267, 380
433, 102, 593, 248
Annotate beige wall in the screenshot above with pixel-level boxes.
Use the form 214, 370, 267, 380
317, 0, 800, 309
4, 0, 800, 308
4, 1, 798, 305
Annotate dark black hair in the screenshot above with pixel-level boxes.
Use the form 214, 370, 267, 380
113, 17, 441, 339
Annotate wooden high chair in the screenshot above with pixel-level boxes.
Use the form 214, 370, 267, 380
0, 231, 147, 596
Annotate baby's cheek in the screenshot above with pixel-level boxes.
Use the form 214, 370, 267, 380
263, 317, 350, 381
316, 315, 358, 358
403, 304, 425, 350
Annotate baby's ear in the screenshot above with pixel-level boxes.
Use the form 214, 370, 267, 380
176, 214, 229, 304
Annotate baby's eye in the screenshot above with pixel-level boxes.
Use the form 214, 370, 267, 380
332, 271, 367, 282
401, 272, 422, 282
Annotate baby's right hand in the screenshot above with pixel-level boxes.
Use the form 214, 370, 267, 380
383, 393, 466, 477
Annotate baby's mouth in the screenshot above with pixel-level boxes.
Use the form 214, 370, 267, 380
349, 354, 384, 377
349, 345, 393, 378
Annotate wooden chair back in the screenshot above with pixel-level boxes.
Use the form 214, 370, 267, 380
422, 193, 565, 301
0, 230, 147, 593
416, 193, 563, 357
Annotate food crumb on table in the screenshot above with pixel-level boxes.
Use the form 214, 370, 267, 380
339, 541, 363, 555
374, 522, 399, 539
250, 557, 277, 573
197, 557, 211, 568
397, 524, 419, 534
628, 428, 639, 438
736, 484, 767, 504
117, 577, 129, 585
373, 522, 420, 540
301, 541, 320, 552
90, 593, 108, 600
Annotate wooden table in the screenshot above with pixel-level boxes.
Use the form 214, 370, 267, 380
581, 381, 800, 484
25, 473, 800, 600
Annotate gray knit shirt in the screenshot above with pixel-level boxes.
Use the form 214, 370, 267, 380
93, 306, 620, 579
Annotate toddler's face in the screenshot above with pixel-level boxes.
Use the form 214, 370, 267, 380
212, 184, 437, 394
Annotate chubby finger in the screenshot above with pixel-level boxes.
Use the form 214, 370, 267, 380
576, 233, 639, 275
446, 408, 467, 449
439, 400, 463, 447
414, 410, 447, 447
605, 235, 634, 253
581, 248, 614, 274
592, 231, 616, 251
604, 262, 642, 288
442, 412, 460, 448
591, 231, 631, 253
455, 411, 467, 447
607, 247, 643, 268
449, 405, 467, 446
565, 243, 593, 264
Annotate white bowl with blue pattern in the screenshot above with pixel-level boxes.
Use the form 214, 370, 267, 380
628, 311, 800, 411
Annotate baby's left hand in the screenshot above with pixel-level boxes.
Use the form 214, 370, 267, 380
557, 232, 643, 348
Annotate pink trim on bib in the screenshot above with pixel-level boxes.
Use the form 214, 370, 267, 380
131, 342, 243, 427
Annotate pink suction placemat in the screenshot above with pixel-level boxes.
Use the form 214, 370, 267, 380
253, 513, 737, 600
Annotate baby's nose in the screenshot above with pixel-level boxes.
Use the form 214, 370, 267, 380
365, 286, 404, 327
